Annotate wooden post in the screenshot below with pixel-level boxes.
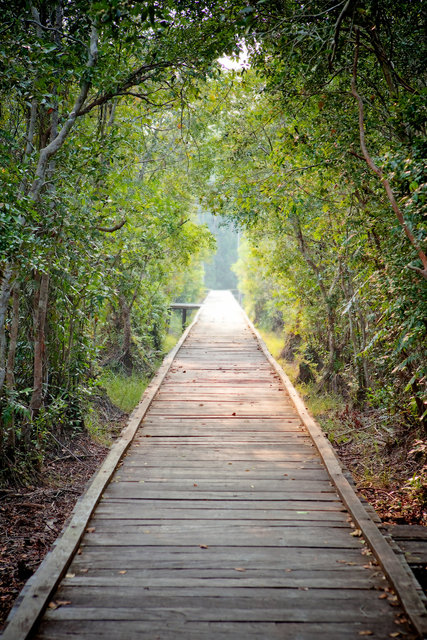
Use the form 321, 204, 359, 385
168, 303, 201, 332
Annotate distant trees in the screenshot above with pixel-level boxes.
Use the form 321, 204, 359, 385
201, 213, 238, 291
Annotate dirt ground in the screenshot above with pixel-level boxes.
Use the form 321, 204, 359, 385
0, 435, 109, 630
325, 407, 427, 527
1, 411, 425, 630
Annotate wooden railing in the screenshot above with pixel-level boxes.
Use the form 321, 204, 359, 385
169, 303, 201, 329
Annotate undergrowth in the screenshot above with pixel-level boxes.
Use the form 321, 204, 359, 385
98, 372, 149, 414
95, 313, 192, 418
259, 328, 427, 525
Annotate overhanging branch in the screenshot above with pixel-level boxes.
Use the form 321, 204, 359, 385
96, 219, 127, 233
350, 32, 427, 281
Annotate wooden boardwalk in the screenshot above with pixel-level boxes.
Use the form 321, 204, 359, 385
4, 291, 426, 639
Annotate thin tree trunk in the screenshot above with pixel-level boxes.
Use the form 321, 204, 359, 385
28, 22, 98, 203
291, 216, 340, 384
6, 282, 20, 391
30, 272, 50, 416
351, 32, 427, 280
0, 266, 13, 393
23, 99, 38, 163
3, 283, 20, 452
119, 295, 133, 374
341, 275, 369, 401
326, 305, 337, 377
64, 314, 75, 389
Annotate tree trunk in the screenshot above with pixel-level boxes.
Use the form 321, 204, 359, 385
341, 274, 370, 401
28, 22, 98, 203
30, 272, 50, 417
291, 215, 341, 391
119, 295, 133, 374
326, 305, 336, 373
0, 266, 13, 393
6, 282, 20, 391
351, 34, 427, 280
3, 282, 21, 452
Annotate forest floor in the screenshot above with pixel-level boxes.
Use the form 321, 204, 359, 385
320, 405, 427, 526
0, 389, 127, 631
1, 392, 425, 630
0, 434, 110, 630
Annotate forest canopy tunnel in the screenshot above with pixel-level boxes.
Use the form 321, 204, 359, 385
0, 0, 426, 480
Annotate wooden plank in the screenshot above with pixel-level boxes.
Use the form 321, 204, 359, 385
136, 428, 306, 435
105, 479, 335, 492
125, 443, 318, 452
34, 620, 401, 640
57, 571, 378, 589
397, 541, 427, 561
115, 468, 330, 480
33, 590, 395, 623
102, 488, 340, 501
94, 507, 347, 521
97, 497, 344, 511
170, 303, 201, 309
71, 545, 373, 570
134, 434, 312, 442
385, 525, 427, 541
140, 419, 305, 427
91, 516, 349, 528
80, 528, 362, 548
121, 459, 323, 470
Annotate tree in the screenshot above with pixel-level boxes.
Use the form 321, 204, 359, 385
0, 0, 243, 477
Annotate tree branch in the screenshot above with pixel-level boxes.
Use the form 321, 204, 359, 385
28, 23, 99, 202
24, 18, 85, 46
328, 0, 355, 69
75, 63, 173, 117
350, 32, 427, 280
96, 219, 127, 233
115, 91, 176, 108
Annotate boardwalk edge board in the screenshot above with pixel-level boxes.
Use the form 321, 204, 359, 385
241, 306, 427, 639
1, 306, 204, 640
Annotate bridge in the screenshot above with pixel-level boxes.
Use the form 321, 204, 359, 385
3, 291, 426, 639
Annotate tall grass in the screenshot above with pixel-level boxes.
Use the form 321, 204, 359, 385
98, 311, 197, 415
98, 372, 150, 413
258, 328, 342, 418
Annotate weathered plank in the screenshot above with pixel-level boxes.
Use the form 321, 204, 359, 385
34, 620, 401, 640
71, 545, 375, 570
56, 571, 378, 589
33, 589, 395, 622
101, 489, 340, 502
115, 468, 329, 480
96, 497, 344, 511
106, 478, 334, 491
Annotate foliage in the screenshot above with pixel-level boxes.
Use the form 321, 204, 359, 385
190, 38, 426, 429
0, 0, 242, 480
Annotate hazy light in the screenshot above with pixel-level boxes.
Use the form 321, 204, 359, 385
218, 42, 250, 70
